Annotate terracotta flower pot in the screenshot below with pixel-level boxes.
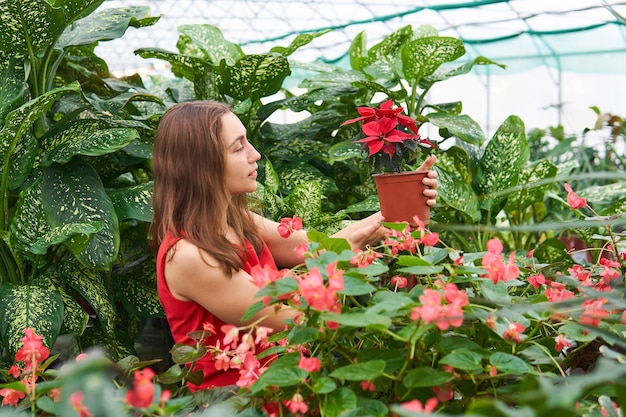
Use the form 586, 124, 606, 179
373, 170, 430, 226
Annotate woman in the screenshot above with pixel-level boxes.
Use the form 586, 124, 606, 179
151, 100, 438, 390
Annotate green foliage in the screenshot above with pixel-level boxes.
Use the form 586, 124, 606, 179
0, 0, 163, 363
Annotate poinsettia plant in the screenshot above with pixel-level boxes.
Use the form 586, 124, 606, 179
342, 99, 436, 173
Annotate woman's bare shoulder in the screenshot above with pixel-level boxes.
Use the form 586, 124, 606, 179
164, 239, 224, 300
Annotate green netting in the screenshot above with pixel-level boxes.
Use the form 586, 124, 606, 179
99, 0, 626, 75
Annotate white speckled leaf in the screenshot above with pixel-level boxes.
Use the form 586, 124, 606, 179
57, 6, 153, 49
59, 258, 116, 336
220, 53, 290, 101
9, 179, 50, 259
0, 83, 81, 198
474, 115, 529, 212
0, 0, 65, 55
42, 158, 119, 269
402, 37, 465, 83
31, 270, 89, 336
107, 182, 153, 222
0, 283, 63, 356
285, 181, 322, 226
30, 222, 102, 255
0, 51, 25, 124
42, 120, 139, 166
505, 160, 557, 212
177, 24, 244, 66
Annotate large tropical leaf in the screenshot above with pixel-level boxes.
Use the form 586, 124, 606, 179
31, 270, 89, 336
0, 283, 63, 356
176, 24, 244, 66
60, 0, 105, 24
59, 258, 117, 336
0, 0, 65, 55
401, 37, 465, 83
0, 51, 25, 124
437, 169, 480, 223
427, 113, 486, 146
42, 157, 119, 269
57, 6, 158, 49
219, 53, 290, 101
0, 232, 22, 285
284, 180, 323, 227
473, 115, 529, 213
9, 179, 50, 261
40, 119, 139, 166
0, 82, 81, 227
504, 159, 558, 213
113, 255, 163, 319
107, 182, 153, 222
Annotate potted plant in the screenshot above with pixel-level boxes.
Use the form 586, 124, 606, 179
341, 99, 435, 226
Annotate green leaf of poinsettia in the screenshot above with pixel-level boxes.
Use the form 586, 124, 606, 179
0, 283, 63, 356
42, 158, 119, 269
474, 115, 529, 213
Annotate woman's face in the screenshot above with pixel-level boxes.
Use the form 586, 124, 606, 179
221, 111, 261, 196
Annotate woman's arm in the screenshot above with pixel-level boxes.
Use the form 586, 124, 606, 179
164, 239, 297, 331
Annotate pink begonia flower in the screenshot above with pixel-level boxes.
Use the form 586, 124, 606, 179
277, 215, 303, 238
422, 231, 439, 246
401, 398, 438, 413
360, 380, 376, 392
125, 368, 156, 409
284, 393, 308, 414
295, 263, 344, 312
0, 388, 25, 406
564, 183, 587, 209
503, 322, 525, 343
298, 354, 321, 373
70, 391, 93, 417
481, 238, 520, 284
554, 334, 571, 352
528, 273, 546, 289
391, 275, 408, 289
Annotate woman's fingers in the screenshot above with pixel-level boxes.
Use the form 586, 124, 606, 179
417, 155, 437, 172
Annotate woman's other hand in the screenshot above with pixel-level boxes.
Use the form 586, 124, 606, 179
417, 155, 438, 207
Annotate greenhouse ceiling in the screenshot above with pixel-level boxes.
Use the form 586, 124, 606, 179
103, 0, 626, 76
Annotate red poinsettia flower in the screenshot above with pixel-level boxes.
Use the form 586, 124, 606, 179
342, 98, 432, 172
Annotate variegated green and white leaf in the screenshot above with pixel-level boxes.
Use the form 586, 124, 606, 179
0, 83, 81, 224
134, 47, 208, 81
30, 222, 102, 255
0, 51, 26, 124
219, 53, 290, 101
57, 6, 155, 49
177, 24, 244, 66
31, 270, 89, 336
578, 182, 626, 205
9, 179, 50, 259
107, 182, 153, 222
360, 25, 414, 70
61, 0, 105, 24
0, 283, 63, 356
0, 0, 65, 55
59, 258, 116, 336
79, 325, 135, 362
270, 30, 331, 57
427, 113, 486, 146
401, 37, 465, 83
42, 121, 139, 166
505, 160, 557, 212
285, 181, 322, 227
7, 130, 37, 190
42, 158, 119, 269
278, 164, 337, 196
474, 115, 529, 212
263, 159, 280, 195
114, 256, 163, 318
437, 169, 480, 223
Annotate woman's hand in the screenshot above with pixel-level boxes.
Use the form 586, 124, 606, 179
417, 155, 439, 206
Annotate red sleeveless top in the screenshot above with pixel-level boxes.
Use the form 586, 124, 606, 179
156, 233, 278, 390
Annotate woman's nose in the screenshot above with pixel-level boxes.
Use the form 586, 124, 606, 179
249, 143, 261, 161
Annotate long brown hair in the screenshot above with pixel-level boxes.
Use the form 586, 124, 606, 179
150, 101, 263, 276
